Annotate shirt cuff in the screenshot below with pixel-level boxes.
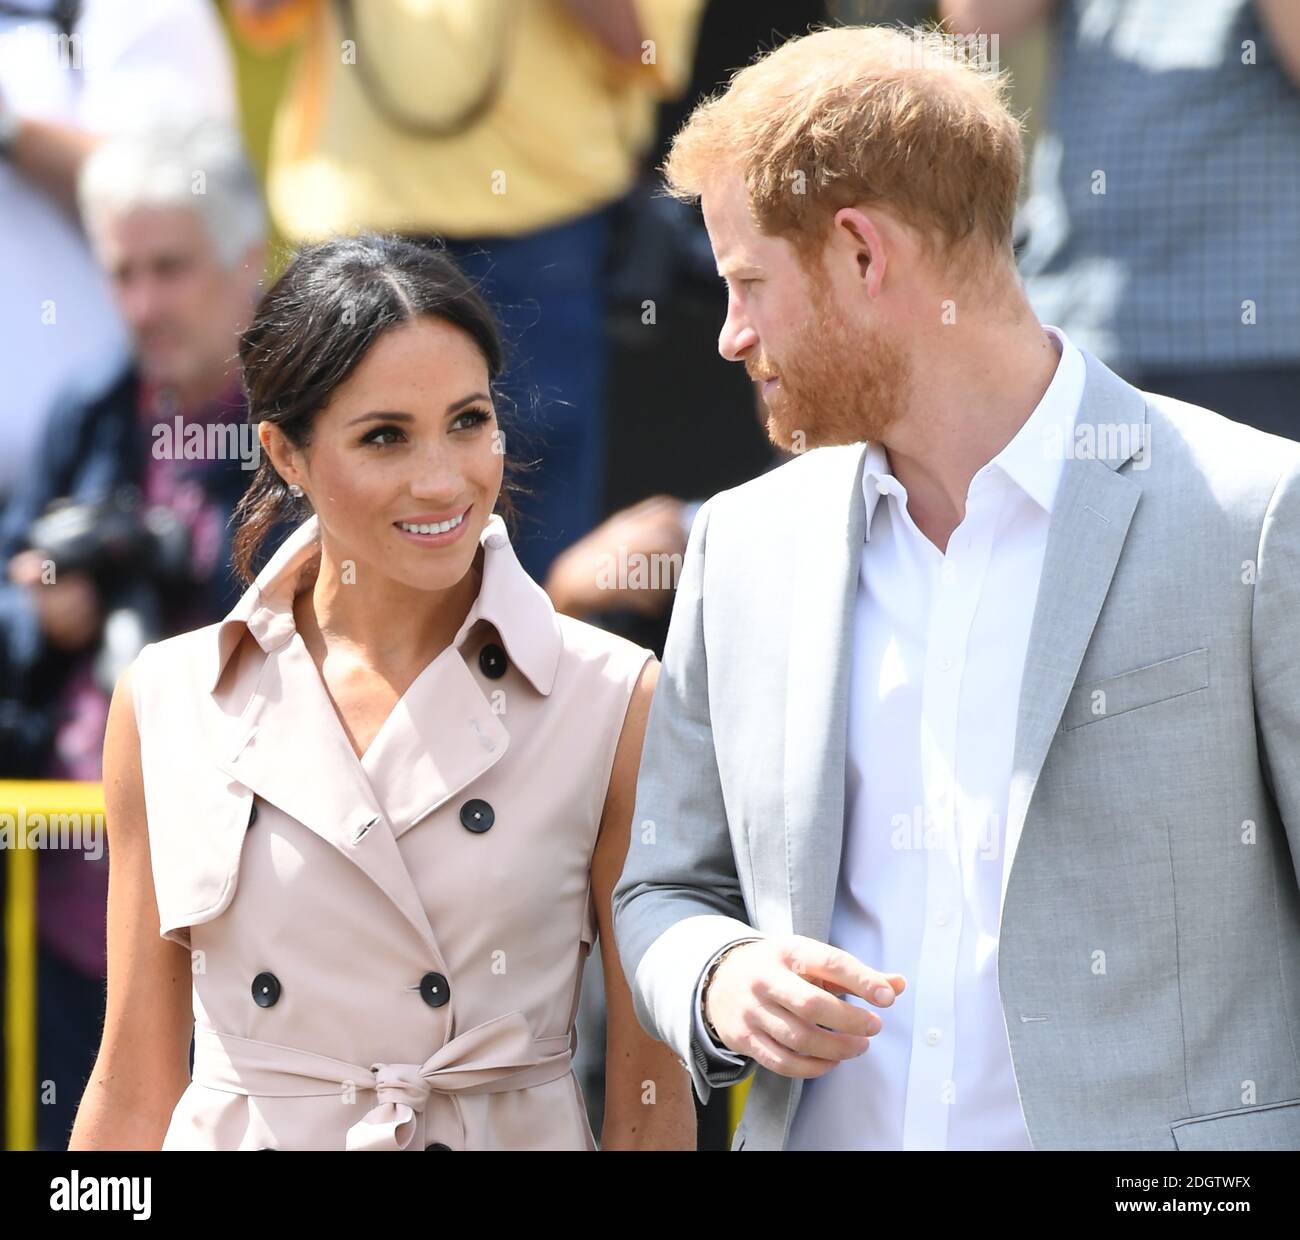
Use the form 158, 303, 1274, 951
691, 938, 762, 1070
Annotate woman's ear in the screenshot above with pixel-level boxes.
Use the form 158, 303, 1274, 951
258, 421, 304, 490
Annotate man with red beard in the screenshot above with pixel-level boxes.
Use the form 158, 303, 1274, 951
613, 24, 1300, 1151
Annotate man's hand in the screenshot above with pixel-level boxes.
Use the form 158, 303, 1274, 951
545, 495, 688, 618
704, 936, 906, 1078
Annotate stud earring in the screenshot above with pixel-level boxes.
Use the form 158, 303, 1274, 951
288, 483, 304, 498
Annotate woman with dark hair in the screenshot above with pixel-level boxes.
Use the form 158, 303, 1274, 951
70, 234, 695, 1150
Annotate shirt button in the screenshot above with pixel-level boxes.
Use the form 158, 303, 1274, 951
459, 798, 495, 833
425, 1142, 453, 1151
419, 972, 450, 1008
926, 1028, 942, 1046
875, 481, 889, 495
478, 643, 507, 679
940, 657, 953, 671
251, 972, 281, 1008
936, 912, 950, 927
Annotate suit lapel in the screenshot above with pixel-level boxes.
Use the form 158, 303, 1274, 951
777, 354, 1147, 935
783, 445, 870, 946
1001, 352, 1148, 912
769, 351, 1146, 1148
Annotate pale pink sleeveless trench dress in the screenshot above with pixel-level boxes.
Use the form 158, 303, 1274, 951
130, 513, 653, 1150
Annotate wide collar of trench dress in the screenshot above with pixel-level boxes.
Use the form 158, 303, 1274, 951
190, 512, 572, 1149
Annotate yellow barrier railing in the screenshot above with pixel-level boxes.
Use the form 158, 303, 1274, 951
1, 780, 104, 1151
729, 1074, 751, 1143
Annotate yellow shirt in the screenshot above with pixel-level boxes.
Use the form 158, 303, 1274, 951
234, 0, 706, 240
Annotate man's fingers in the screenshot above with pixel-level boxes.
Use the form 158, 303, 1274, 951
751, 994, 873, 1062
762, 971, 882, 1039
741, 1021, 845, 1080
784, 938, 906, 1007
704, 937, 905, 1080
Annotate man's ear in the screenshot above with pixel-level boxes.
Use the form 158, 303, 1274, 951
832, 206, 888, 298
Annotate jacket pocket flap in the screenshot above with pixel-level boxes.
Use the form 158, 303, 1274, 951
1061, 647, 1208, 731
146, 779, 253, 950
1171, 1097, 1300, 1150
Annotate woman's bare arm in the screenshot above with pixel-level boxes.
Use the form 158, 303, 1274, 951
68, 663, 195, 1149
592, 657, 697, 1150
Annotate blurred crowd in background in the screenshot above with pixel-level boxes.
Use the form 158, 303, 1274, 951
1, 0, 1296, 1150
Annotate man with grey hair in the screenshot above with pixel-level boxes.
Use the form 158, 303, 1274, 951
76, 118, 267, 425
0, 118, 267, 1149
0, 0, 238, 503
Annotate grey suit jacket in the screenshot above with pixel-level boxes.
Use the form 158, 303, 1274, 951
612, 348, 1300, 1150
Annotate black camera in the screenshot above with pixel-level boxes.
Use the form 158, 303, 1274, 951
25, 486, 194, 692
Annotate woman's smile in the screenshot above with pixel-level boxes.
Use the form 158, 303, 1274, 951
392, 502, 474, 547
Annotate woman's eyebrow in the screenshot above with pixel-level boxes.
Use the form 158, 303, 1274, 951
346, 410, 414, 427
345, 393, 491, 428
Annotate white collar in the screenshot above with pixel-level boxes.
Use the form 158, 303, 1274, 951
860, 324, 1086, 539
203, 512, 562, 696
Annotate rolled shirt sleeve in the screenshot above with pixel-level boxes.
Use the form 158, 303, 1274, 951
689, 937, 764, 1081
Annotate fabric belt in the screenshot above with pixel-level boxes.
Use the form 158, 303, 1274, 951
191, 1010, 574, 1150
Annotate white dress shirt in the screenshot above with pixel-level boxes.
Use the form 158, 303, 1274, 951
695, 325, 1086, 1150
